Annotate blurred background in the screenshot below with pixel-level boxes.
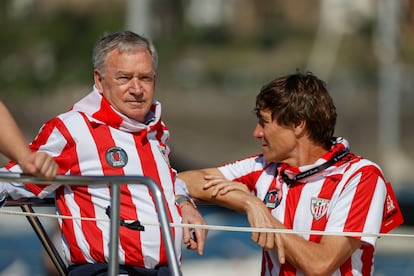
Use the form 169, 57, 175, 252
0, 0, 413, 275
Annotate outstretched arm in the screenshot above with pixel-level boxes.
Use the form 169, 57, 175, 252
0, 101, 57, 179
0, 101, 32, 165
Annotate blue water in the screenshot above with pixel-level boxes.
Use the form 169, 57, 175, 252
0, 235, 47, 275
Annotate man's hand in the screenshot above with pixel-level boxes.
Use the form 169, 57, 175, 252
203, 175, 249, 197
201, 174, 285, 262
178, 199, 207, 256
242, 194, 286, 264
20, 152, 58, 180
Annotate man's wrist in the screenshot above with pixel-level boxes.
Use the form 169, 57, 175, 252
176, 194, 197, 208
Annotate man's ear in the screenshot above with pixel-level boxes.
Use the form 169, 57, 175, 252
294, 120, 306, 137
94, 69, 104, 94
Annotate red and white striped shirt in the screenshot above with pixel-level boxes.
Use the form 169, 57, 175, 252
218, 138, 400, 276
3, 88, 183, 269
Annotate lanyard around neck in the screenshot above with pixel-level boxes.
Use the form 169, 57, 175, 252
281, 148, 350, 185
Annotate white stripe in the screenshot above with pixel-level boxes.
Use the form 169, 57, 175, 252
293, 182, 324, 240
363, 177, 387, 245
148, 133, 183, 259
37, 127, 67, 198
110, 128, 160, 266
59, 112, 105, 263
61, 112, 103, 176
61, 184, 94, 263
256, 164, 278, 200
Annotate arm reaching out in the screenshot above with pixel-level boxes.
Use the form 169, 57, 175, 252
0, 101, 57, 179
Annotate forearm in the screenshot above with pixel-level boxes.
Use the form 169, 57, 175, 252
278, 232, 361, 275
178, 169, 253, 213
279, 232, 326, 274
178, 169, 220, 202
0, 102, 31, 163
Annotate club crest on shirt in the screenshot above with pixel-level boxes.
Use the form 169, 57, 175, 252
310, 197, 330, 220
157, 145, 170, 166
263, 189, 281, 209
105, 146, 128, 168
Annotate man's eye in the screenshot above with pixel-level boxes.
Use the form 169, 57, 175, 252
141, 76, 154, 82
115, 76, 130, 83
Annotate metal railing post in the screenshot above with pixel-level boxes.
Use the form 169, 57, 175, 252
20, 204, 67, 276
145, 177, 181, 276
108, 181, 120, 276
0, 173, 182, 276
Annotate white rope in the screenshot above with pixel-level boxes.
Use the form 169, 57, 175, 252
1, 209, 413, 239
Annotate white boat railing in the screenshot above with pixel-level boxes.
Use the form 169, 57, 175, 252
0, 172, 181, 276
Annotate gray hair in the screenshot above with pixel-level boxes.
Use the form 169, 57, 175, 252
92, 30, 158, 75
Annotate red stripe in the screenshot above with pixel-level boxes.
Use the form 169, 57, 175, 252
46, 118, 88, 263
134, 130, 172, 266
14, 118, 68, 195
310, 174, 357, 275
118, 185, 145, 266
92, 97, 123, 128
283, 183, 304, 228
29, 117, 82, 176
153, 123, 177, 262
55, 124, 86, 263
361, 245, 374, 275
343, 166, 379, 234
309, 174, 343, 242
234, 170, 266, 192
72, 114, 108, 263
279, 183, 305, 275
339, 166, 379, 275
90, 122, 147, 267
339, 258, 353, 276
19, 118, 88, 263
261, 251, 273, 276
279, 262, 296, 275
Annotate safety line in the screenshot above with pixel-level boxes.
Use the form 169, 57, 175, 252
1, 209, 413, 239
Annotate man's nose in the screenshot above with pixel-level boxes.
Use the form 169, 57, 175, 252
130, 78, 143, 94
253, 124, 263, 138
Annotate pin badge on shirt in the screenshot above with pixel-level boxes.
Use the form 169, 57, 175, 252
157, 145, 170, 166
105, 146, 128, 168
263, 189, 281, 209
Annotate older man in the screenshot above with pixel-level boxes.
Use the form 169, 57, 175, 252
1, 31, 206, 276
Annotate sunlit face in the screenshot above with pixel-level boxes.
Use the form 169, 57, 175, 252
253, 109, 297, 164
94, 48, 156, 123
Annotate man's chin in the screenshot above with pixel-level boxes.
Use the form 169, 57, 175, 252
124, 112, 146, 123
126, 108, 151, 122
263, 153, 280, 164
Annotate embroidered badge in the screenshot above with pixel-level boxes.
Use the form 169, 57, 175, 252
157, 145, 170, 166
263, 189, 281, 209
105, 146, 128, 168
385, 194, 396, 214
310, 197, 330, 220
